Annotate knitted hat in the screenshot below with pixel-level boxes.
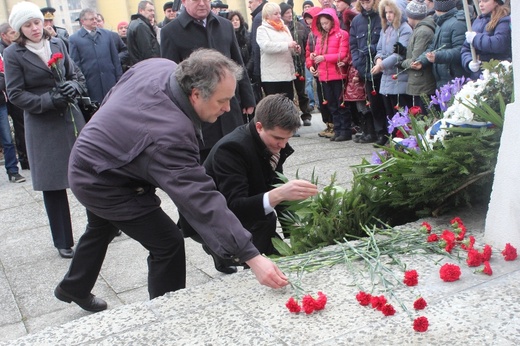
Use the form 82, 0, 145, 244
280, 2, 293, 17
117, 21, 128, 30
406, 0, 428, 20
433, 0, 458, 12
302, 0, 314, 9
9, 1, 44, 33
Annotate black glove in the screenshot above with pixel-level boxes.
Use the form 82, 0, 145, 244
393, 42, 407, 57
50, 89, 69, 109
59, 81, 79, 100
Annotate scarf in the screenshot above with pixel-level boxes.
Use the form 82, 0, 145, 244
267, 19, 287, 33
25, 38, 52, 66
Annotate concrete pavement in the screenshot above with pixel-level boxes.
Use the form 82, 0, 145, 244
1, 113, 518, 345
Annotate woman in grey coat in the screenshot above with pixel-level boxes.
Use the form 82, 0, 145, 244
4, 2, 86, 258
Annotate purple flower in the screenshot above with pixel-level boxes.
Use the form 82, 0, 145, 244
387, 107, 411, 133
371, 151, 387, 164
401, 136, 419, 151
430, 77, 468, 112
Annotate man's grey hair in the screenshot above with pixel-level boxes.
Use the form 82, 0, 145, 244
253, 94, 301, 132
0, 23, 12, 35
138, 1, 154, 11
175, 49, 243, 100
79, 8, 97, 21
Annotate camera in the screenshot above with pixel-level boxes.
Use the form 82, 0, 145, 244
211, 1, 229, 18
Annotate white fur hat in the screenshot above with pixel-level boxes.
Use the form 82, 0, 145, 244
9, 1, 44, 33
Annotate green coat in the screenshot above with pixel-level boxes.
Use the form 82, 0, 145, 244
402, 16, 436, 96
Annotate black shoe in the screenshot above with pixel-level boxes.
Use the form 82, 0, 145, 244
335, 135, 352, 142
374, 134, 388, 147
54, 285, 107, 312
357, 134, 376, 144
8, 172, 26, 183
202, 244, 237, 274
20, 161, 30, 170
58, 248, 74, 258
303, 119, 312, 126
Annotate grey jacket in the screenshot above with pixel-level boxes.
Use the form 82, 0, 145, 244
68, 58, 260, 263
4, 38, 85, 191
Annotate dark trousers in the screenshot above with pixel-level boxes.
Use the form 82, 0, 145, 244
365, 78, 386, 135
293, 76, 311, 118
42, 190, 74, 249
59, 208, 186, 300
315, 77, 332, 124
7, 102, 28, 168
323, 80, 351, 137
262, 81, 294, 101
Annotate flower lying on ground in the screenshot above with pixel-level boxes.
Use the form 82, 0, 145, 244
502, 243, 518, 261
413, 297, 427, 310
413, 316, 429, 332
285, 278, 327, 315
439, 263, 462, 282
403, 270, 419, 286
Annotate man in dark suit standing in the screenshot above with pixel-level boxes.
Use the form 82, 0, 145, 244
69, 9, 123, 104
160, 0, 256, 162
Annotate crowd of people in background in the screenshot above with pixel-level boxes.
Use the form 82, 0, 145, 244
0, 0, 513, 311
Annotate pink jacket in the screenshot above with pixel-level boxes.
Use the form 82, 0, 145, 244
306, 8, 350, 82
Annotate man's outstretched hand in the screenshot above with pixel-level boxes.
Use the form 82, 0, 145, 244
246, 255, 289, 289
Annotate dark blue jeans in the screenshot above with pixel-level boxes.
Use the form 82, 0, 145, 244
0, 104, 19, 174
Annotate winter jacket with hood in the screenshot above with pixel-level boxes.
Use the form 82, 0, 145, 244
417, 8, 468, 88
461, 12, 511, 79
401, 15, 436, 96
374, 15, 412, 95
306, 8, 350, 82
349, 7, 382, 81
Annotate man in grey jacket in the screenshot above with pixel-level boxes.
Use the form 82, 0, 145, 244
54, 50, 288, 313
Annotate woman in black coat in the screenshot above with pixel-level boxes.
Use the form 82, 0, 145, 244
228, 11, 251, 72
4, 2, 86, 258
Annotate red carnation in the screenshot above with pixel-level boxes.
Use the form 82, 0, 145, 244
439, 263, 461, 282
413, 316, 429, 332
420, 222, 432, 233
460, 235, 476, 251
370, 295, 387, 310
403, 269, 419, 286
394, 104, 400, 110
340, 102, 346, 108
481, 244, 492, 262
295, 72, 300, 77
314, 291, 327, 311
413, 297, 427, 310
409, 106, 422, 116
299, 76, 305, 81
285, 297, 301, 313
322, 100, 328, 105
441, 230, 456, 253
371, 90, 377, 96
427, 234, 439, 242
450, 216, 463, 227
455, 224, 467, 241
391, 74, 397, 80
356, 291, 372, 306
301, 294, 316, 314
502, 243, 518, 261
381, 304, 396, 316
466, 248, 483, 267
482, 261, 493, 275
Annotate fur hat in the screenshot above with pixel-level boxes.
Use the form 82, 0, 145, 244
406, 0, 428, 20
9, 1, 44, 33
163, 1, 174, 11
279, 2, 293, 17
433, 0, 458, 12
302, 0, 315, 9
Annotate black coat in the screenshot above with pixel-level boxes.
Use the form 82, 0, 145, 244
160, 11, 255, 150
203, 121, 294, 250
